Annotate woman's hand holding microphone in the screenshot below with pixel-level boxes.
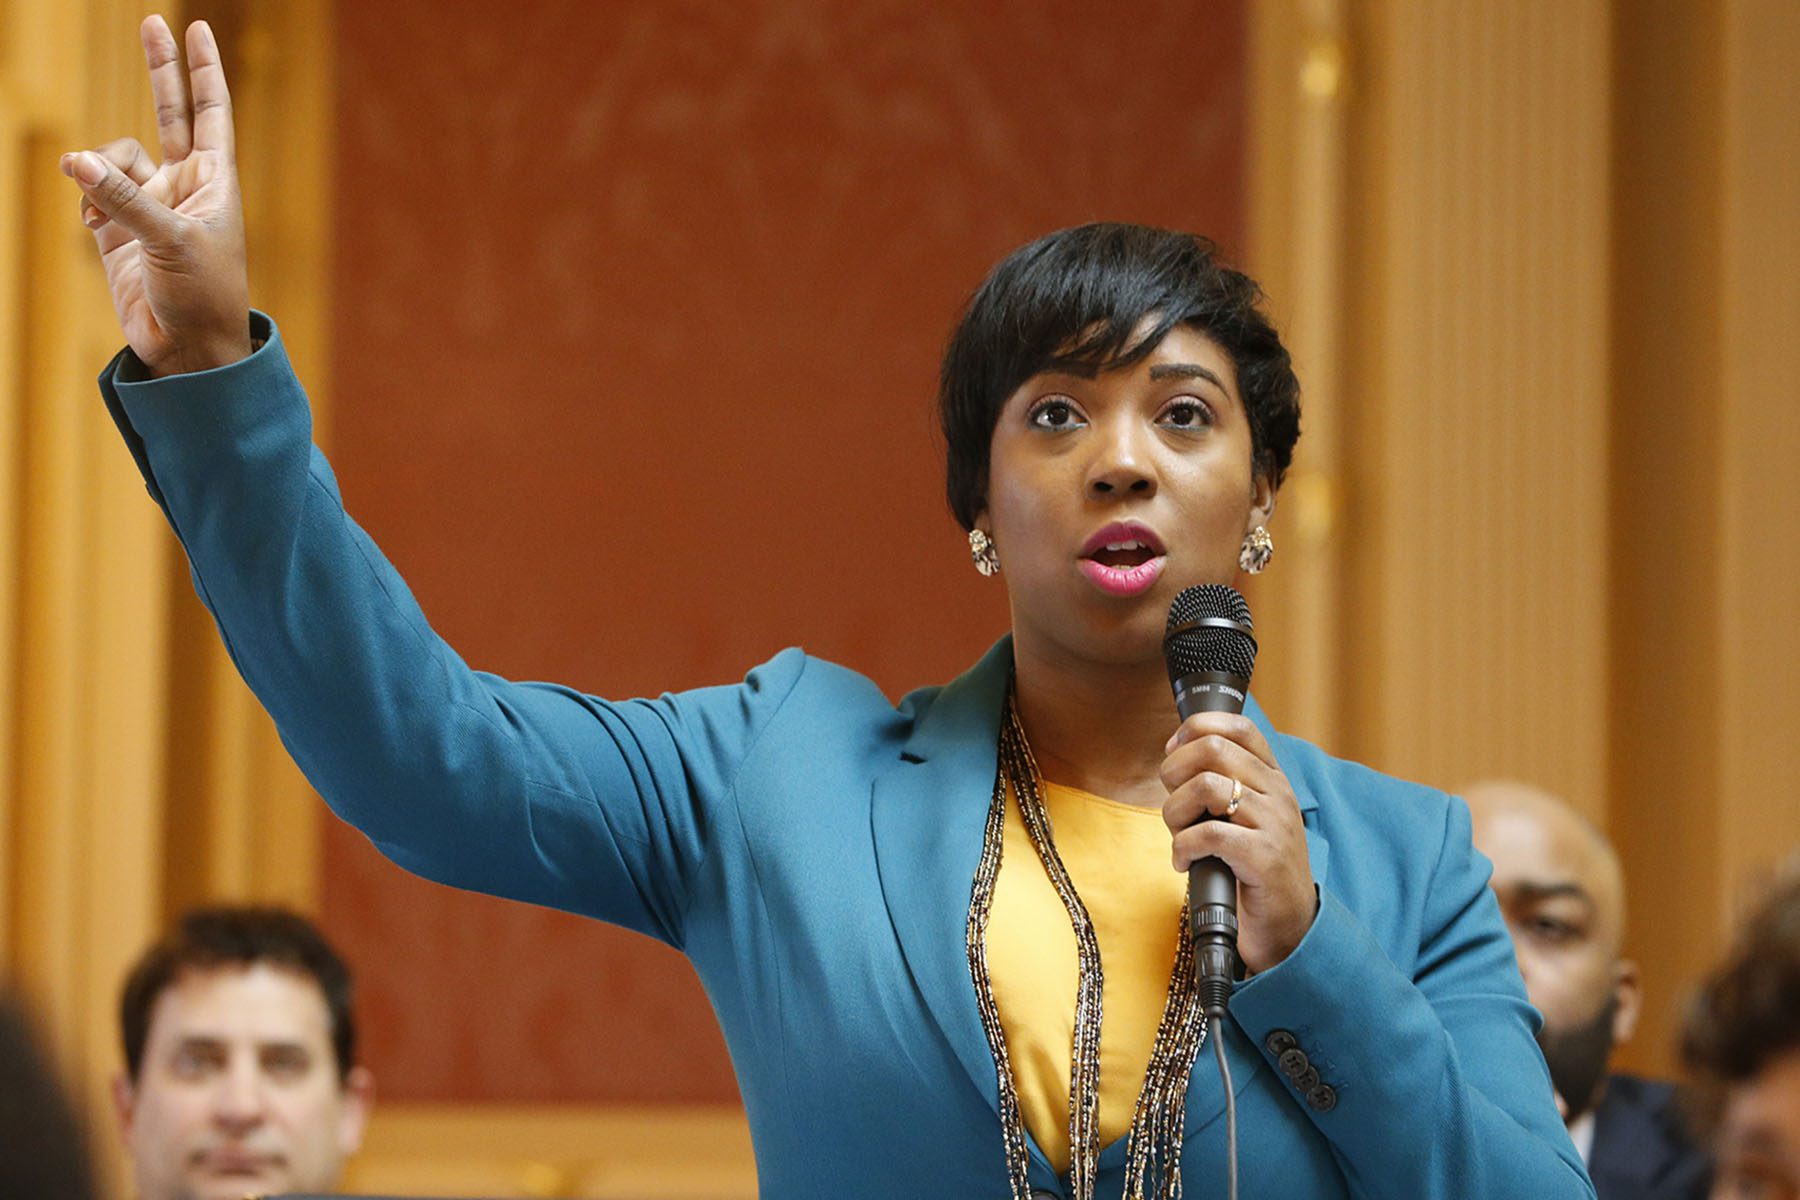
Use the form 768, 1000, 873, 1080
1160, 711, 1319, 975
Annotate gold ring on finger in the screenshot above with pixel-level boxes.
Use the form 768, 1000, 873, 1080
1226, 777, 1244, 817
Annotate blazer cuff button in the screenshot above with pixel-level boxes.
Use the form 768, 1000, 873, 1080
1278, 1047, 1310, 1078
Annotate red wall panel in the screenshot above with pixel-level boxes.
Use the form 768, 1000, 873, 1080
326, 0, 1246, 1103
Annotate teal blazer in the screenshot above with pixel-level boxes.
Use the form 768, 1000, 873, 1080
102, 316, 1594, 1200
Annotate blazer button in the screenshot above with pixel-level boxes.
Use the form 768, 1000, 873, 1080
1307, 1083, 1338, 1113
1295, 1065, 1320, 1092
1264, 1029, 1298, 1056
1278, 1047, 1310, 1079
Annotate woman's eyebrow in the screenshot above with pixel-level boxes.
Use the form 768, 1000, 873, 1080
1148, 362, 1226, 389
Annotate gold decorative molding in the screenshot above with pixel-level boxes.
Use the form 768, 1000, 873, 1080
346, 1104, 757, 1200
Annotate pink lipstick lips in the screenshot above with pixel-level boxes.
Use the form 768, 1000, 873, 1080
1078, 521, 1167, 597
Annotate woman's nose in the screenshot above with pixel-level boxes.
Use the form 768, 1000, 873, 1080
1085, 423, 1156, 498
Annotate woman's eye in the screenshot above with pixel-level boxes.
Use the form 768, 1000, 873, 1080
1029, 399, 1084, 430
1160, 399, 1213, 429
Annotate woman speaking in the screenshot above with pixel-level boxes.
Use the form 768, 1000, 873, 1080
62, 17, 1590, 1200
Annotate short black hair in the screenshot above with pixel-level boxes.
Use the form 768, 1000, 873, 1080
938, 222, 1302, 530
1680, 866, 1800, 1121
0, 992, 96, 1200
119, 905, 356, 1083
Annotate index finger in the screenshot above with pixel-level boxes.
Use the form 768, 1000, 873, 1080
184, 20, 235, 157
1165, 711, 1279, 769
141, 14, 191, 160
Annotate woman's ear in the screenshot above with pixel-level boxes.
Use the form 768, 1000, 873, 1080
1248, 472, 1277, 532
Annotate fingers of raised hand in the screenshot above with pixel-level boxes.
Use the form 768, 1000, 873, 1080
61, 152, 176, 245
137, 16, 233, 161
103, 137, 158, 183
184, 20, 235, 157
141, 14, 192, 160
72, 139, 156, 227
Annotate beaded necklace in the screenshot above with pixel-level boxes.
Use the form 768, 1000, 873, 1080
966, 687, 1208, 1200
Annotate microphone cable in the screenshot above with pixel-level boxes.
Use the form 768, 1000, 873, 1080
1210, 1012, 1238, 1200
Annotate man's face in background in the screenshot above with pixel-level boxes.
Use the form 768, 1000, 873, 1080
113, 962, 372, 1200
1710, 1050, 1800, 1200
1467, 781, 1640, 1120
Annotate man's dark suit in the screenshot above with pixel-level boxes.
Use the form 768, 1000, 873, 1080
1586, 1074, 1712, 1200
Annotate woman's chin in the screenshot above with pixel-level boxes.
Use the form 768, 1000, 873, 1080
1016, 610, 1170, 673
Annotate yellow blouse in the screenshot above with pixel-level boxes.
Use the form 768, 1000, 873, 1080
986, 778, 1188, 1175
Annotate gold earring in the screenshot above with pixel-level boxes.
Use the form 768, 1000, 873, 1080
968, 528, 1001, 577
1238, 525, 1274, 574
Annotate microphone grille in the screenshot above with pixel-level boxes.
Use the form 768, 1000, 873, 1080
1164, 584, 1258, 682
1166, 583, 1254, 632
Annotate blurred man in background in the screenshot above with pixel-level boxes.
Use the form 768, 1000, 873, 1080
1683, 864, 1800, 1200
1468, 780, 1710, 1200
112, 906, 373, 1200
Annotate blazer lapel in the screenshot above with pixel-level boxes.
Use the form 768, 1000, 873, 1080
869, 636, 1015, 1119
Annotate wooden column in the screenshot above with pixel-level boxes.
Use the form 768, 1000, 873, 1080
1715, 0, 1800, 918
1606, 0, 1727, 1080
1, 6, 177, 1197
1338, 0, 1613, 809
159, 0, 333, 923
1245, 0, 1352, 748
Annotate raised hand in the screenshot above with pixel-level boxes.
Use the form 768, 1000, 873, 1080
60, 16, 250, 377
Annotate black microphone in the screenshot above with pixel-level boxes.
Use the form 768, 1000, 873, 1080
1164, 584, 1258, 1020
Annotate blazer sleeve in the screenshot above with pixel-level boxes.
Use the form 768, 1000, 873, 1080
1225, 796, 1596, 1200
99, 313, 804, 948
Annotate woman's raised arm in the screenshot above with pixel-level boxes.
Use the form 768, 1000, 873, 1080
62, 18, 802, 946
